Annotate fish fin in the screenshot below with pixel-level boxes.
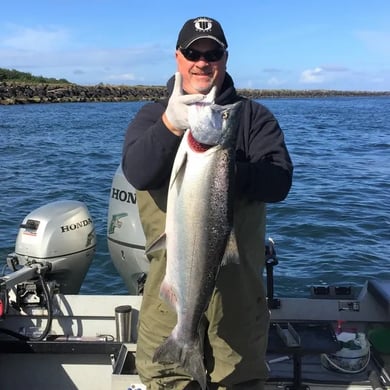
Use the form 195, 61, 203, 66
221, 229, 240, 266
170, 147, 188, 189
159, 279, 178, 310
153, 334, 206, 390
145, 232, 166, 254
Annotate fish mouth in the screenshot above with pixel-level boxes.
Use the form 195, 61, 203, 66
188, 130, 213, 152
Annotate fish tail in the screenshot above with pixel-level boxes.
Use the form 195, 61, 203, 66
153, 335, 206, 390
221, 229, 240, 266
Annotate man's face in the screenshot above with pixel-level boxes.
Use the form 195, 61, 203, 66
176, 38, 227, 95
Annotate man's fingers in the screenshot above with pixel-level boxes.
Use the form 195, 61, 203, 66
172, 72, 217, 105
204, 86, 217, 103
172, 72, 183, 97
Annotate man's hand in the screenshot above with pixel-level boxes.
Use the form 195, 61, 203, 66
163, 72, 206, 135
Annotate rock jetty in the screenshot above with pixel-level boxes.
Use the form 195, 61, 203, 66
0, 83, 168, 105
1, 82, 389, 105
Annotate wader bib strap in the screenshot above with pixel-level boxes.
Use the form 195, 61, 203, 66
136, 187, 167, 252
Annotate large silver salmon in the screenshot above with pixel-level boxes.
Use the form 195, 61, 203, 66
149, 99, 242, 389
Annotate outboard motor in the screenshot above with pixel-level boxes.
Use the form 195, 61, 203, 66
107, 165, 149, 294
8, 200, 96, 294
0, 200, 95, 340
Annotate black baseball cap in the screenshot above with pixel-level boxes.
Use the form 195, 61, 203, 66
176, 17, 228, 49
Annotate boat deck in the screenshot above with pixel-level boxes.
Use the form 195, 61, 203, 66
113, 344, 390, 390
0, 279, 389, 389
1, 340, 387, 390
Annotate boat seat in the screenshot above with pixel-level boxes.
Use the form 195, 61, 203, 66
367, 279, 390, 315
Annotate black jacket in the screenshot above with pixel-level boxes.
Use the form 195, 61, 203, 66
122, 73, 293, 203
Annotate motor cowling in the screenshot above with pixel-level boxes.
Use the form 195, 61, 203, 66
13, 200, 96, 294
107, 165, 149, 294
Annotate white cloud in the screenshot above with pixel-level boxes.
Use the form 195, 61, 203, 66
321, 65, 349, 72
0, 23, 174, 84
300, 67, 325, 84
1, 24, 70, 51
0, 25, 173, 84
267, 77, 284, 86
107, 73, 137, 82
300, 65, 350, 85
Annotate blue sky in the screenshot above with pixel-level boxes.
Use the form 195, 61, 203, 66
1, 0, 389, 91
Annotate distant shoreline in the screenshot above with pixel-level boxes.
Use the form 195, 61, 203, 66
1, 81, 389, 105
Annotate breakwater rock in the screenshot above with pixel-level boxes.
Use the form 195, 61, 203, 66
1, 82, 389, 105
0, 82, 168, 105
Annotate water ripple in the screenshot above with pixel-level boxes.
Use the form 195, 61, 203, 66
1, 98, 389, 296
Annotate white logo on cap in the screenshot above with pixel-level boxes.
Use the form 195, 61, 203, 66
193, 17, 213, 32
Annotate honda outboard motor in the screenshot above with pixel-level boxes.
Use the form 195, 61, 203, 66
107, 165, 149, 294
9, 200, 96, 294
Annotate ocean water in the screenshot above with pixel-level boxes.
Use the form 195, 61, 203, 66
0, 97, 389, 297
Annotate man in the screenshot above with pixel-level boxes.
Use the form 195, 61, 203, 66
122, 16, 293, 390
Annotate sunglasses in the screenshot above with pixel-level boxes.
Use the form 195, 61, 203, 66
179, 47, 225, 62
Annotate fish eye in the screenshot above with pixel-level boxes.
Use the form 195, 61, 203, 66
222, 111, 229, 120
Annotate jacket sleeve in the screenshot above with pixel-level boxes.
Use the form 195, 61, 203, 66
235, 101, 293, 203
122, 102, 182, 190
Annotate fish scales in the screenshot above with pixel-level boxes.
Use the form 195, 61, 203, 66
149, 101, 242, 389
